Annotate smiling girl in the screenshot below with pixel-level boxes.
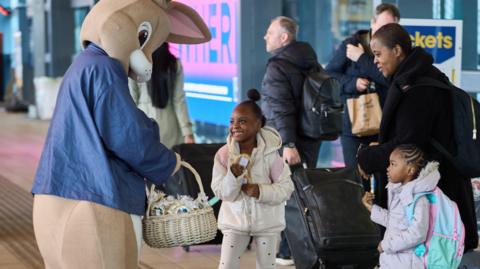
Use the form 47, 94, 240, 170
211, 89, 294, 269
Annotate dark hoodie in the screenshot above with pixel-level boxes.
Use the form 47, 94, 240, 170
261, 41, 318, 144
358, 47, 479, 250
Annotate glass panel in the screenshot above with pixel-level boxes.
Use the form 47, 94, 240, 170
73, 7, 89, 54
317, 140, 345, 168
433, 0, 442, 18
332, 0, 373, 44
444, 0, 454, 19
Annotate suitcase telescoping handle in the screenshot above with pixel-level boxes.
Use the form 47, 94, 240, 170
145, 161, 206, 218
370, 175, 375, 194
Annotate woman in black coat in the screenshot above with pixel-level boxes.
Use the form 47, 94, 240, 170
357, 23, 478, 251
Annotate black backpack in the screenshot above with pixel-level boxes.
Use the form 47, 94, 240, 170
271, 59, 343, 140
299, 64, 343, 140
414, 77, 480, 178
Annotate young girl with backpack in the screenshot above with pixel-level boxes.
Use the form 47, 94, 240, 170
211, 89, 294, 269
362, 144, 464, 268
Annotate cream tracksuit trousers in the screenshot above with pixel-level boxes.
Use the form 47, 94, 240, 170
218, 232, 277, 269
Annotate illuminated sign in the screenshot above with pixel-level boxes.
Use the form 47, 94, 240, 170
404, 26, 455, 64
0, 5, 10, 16
401, 19, 462, 86
171, 0, 239, 126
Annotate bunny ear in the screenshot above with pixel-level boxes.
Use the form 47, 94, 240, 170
165, 1, 211, 44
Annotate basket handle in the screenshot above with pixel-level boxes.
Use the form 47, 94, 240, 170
145, 161, 206, 218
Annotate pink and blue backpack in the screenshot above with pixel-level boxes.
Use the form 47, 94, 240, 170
406, 187, 465, 269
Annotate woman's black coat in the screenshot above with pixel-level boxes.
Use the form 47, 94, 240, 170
357, 47, 479, 250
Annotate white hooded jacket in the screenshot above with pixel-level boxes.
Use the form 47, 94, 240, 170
211, 126, 294, 235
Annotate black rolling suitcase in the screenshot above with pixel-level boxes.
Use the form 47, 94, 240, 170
158, 143, 225, 247
284, 167, 381, 269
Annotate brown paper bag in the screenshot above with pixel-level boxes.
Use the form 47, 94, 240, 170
347, 92, 382, 136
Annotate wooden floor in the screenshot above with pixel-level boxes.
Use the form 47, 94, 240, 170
0, 109, 292, 269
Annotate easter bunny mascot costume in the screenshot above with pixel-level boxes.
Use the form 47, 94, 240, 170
31, 1, 211, 268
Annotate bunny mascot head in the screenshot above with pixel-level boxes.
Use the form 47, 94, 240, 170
80, 0, 210, 82
31, 1, 211, 267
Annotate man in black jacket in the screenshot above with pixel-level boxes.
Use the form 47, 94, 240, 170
262, 16, 321, 169
261, 16, 321, 266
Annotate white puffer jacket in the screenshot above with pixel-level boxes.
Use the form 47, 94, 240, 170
211, 126, 294, 236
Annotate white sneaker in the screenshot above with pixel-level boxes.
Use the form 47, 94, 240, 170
275, 256, 294, 266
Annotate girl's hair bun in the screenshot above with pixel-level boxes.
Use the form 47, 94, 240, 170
247, 88, 261, 102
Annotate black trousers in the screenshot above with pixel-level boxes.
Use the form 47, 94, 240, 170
295, 135, 322, 169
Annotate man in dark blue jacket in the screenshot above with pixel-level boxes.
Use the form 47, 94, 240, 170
326, 3, 400, 171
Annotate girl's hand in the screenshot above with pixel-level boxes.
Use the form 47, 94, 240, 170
362, 192, 374, 212
377, 243, 383, 253
230, 163, 245, 177
241, 184, 260, 199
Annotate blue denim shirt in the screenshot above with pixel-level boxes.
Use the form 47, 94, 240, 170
32, 44, 176, 215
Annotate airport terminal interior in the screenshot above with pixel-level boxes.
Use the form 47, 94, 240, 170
1, 0, 480, 268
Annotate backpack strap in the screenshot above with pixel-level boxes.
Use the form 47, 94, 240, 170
267, 57, 324, 109
412, 76, 452, 91
406, 190, 436, 223
406, 189, 437, 257
267, 58, 303, 104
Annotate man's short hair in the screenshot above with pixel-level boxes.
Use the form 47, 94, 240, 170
272, 16, 298, 41
375, 3, 400, 21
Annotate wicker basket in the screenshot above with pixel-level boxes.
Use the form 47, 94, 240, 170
142, 161, 217, 248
